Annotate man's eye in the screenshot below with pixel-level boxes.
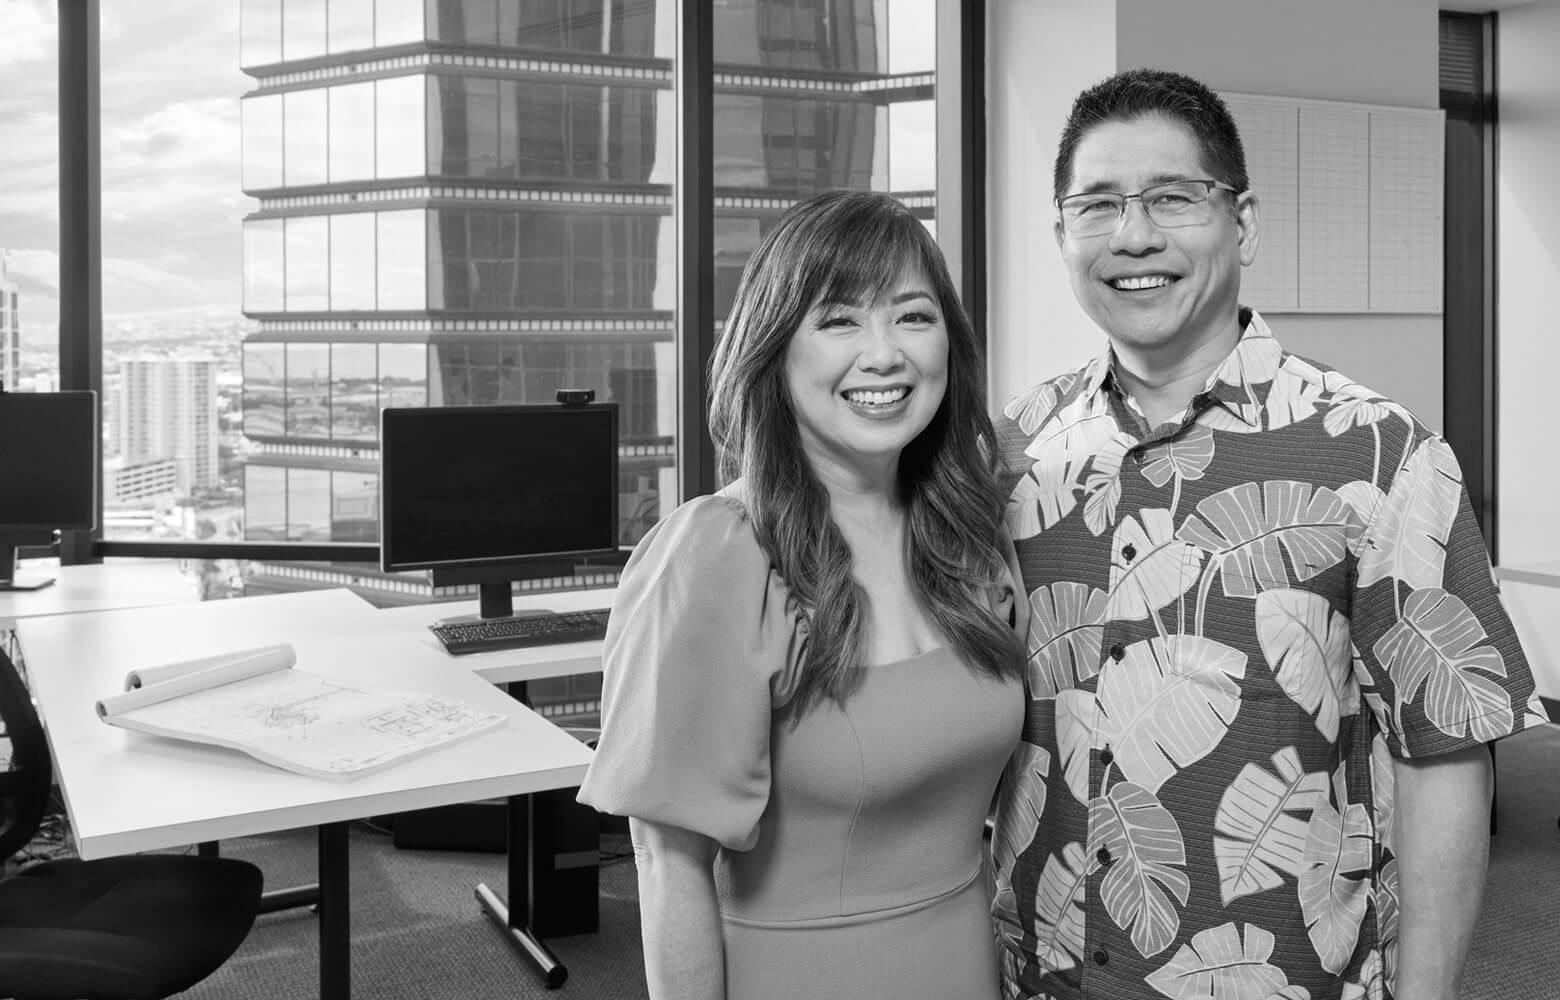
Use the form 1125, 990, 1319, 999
1151, 192, 1195, 208
1074, 198, 1118, 216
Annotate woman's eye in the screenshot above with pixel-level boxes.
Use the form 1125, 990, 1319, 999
818, 315, 855, 329
898, 310, 938, 325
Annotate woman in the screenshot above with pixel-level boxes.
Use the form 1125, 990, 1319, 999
577, 190, 1026, 999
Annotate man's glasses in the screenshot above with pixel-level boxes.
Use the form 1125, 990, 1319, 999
1056, 180, 1240, 237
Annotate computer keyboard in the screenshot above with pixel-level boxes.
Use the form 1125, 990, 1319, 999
430, 608, 611, 655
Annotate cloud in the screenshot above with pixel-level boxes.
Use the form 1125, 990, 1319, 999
0, 0, 56, 68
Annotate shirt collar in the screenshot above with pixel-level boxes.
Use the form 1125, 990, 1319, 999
1083, 308, 1277, 428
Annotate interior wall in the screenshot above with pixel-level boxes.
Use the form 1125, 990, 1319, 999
1495, 1, 1560, 565
986, 0, 1444, 429
1493, 0, 1560, 696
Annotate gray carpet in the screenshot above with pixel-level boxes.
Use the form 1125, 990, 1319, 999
21, 726, 1560, 999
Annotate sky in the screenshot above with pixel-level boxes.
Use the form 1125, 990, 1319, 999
0, 0, 253, 334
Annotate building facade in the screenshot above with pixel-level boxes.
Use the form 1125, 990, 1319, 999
114, 358, 221, 494
0, 256, 18, 393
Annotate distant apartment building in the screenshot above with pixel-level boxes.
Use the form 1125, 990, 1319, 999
0, 256, 18, 392
104, 456, 182, 506
114, 358, 220, 494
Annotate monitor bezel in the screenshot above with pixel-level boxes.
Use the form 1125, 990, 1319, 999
377, 401, 621, 579
0, 389, 99, 532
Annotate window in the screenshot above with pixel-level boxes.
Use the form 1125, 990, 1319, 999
27, 0, 970, 614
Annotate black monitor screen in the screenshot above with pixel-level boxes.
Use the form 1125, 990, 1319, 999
0, 390, 97, 532
379, 403, 619, 576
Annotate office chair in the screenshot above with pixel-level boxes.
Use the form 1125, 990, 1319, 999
0, 647, 264, 1000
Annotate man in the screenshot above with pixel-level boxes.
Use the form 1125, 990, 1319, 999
990, 68, 1543, 1000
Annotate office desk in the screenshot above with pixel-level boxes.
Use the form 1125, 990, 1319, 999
374, 585, 616, 685
16, 588, 594, 1000
0, 559, 198, 629
1496, 562, 1560, 704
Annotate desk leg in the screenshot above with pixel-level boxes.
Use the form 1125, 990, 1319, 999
474, 679, 568, 990
197, 840, 323, 914
319, 822, 351, 1000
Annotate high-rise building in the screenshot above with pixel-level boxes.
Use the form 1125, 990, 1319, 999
0, 255, 18, 392
236, 0, 933, 601
114, 358, 221, 494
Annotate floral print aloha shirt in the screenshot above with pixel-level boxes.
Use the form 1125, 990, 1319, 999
990, 309, 1544, 1000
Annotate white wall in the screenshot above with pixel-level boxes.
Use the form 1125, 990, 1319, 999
1496, 1, 1560, 566
1494, 0, 1560, 697
986, 0, 1444, 429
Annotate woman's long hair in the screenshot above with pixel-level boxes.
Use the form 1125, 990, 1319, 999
708, 190, 1025, 714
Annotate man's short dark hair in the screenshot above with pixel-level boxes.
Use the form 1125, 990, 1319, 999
1053, 68, 1249, 203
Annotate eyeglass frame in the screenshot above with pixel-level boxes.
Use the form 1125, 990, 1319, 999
1054, 179, 1243, 236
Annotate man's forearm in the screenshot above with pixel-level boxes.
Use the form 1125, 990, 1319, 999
1391, 745, 1494, 1000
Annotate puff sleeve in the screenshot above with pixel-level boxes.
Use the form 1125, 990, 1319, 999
576, 495, 807, 852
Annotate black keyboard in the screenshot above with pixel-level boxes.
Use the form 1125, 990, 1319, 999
430, 609, 611, 655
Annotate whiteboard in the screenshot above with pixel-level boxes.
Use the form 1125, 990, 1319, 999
1222, 91, 1444, 314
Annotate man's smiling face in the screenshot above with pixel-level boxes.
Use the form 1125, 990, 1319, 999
1054, 113, 1257, 368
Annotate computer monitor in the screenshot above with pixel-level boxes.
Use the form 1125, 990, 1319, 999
0, 389, 99, 591
379, 401, 620, 620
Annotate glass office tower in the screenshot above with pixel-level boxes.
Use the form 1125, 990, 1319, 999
237, 0, 933, 604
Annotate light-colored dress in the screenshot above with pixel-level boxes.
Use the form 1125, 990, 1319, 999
577, 495, 1024, 999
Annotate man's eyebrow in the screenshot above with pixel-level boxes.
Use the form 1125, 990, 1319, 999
1072, 171, 1195, 195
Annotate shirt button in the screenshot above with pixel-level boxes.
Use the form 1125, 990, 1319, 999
1093, 949, 1109, 966
1096, 847, 1113, 866
1122, 543, 1137, 561
1099, 747, 1114, 766
1109, 643, 1125, 662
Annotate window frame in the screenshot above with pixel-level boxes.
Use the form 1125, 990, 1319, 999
52, 0, 985, 566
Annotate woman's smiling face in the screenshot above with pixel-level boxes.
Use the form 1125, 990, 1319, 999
783, 261, 949, 485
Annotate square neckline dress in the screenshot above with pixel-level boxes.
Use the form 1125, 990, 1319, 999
578, 495, 1024, 999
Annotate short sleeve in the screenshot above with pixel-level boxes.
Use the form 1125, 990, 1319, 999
576, 494, 807, 851
1351, 433, 1541, 759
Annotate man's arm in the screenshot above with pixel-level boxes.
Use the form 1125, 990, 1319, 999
1391, 744, 1494, 1000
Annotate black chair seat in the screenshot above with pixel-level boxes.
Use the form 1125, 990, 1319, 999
0, 854, 263, 1000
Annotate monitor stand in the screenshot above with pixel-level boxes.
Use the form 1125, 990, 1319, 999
0, 541, 56, 592
430, 581, 550, 627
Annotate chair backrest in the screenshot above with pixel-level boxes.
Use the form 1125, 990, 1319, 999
0, 648, 54, 862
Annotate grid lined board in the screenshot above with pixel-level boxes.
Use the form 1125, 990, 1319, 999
1369, 112, 1444, 311
1225, 94, 1299, 312
1221, 92, 1444, 315
1298, 105, 1371, 312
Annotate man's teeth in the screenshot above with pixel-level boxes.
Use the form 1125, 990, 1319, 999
845, 387, 909, 406
1111, 274, 1173, 291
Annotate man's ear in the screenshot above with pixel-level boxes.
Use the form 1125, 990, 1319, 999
1053, 217, 1066, 253
1235, 191, 1260, 266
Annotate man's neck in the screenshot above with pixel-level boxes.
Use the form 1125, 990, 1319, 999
1111, 320, 1243, 429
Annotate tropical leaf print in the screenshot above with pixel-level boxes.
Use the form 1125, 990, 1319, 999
1355, 437, 1462, 592
1270, 988, 1313, 1000
1213, 320, 1284, 394
1083, 431, 1136, 536
1107, 509, 1204, 622
1091, 782, 1190, 957
1340, 947, 1387, 1000
1024, 391, 1117, 464
1255, 589, 1359, 742
1368, 733, 1395, 854
1373, 588, 1513, 742
1028, 582, 1108, 697
1335, 481, 1385, 557
1031, 841, 1090, 973
993, 742, 1051, 888
1264, 365, 1326, 432
1177, 481, 1355, 598
1201, 401, 1264, 434
1324, 396, 1397, 437
1373, 860, 1400, 987
1056, 689, 1096, 805
1146, 921, 1289, 1000
1006, 460, 1084, 540
1141, 424, 1215, 488
1213, 746, 1329, 905
1005, 375, 1076, 435
1095, 637, 1246, 796
1299, 766, 1372, 974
